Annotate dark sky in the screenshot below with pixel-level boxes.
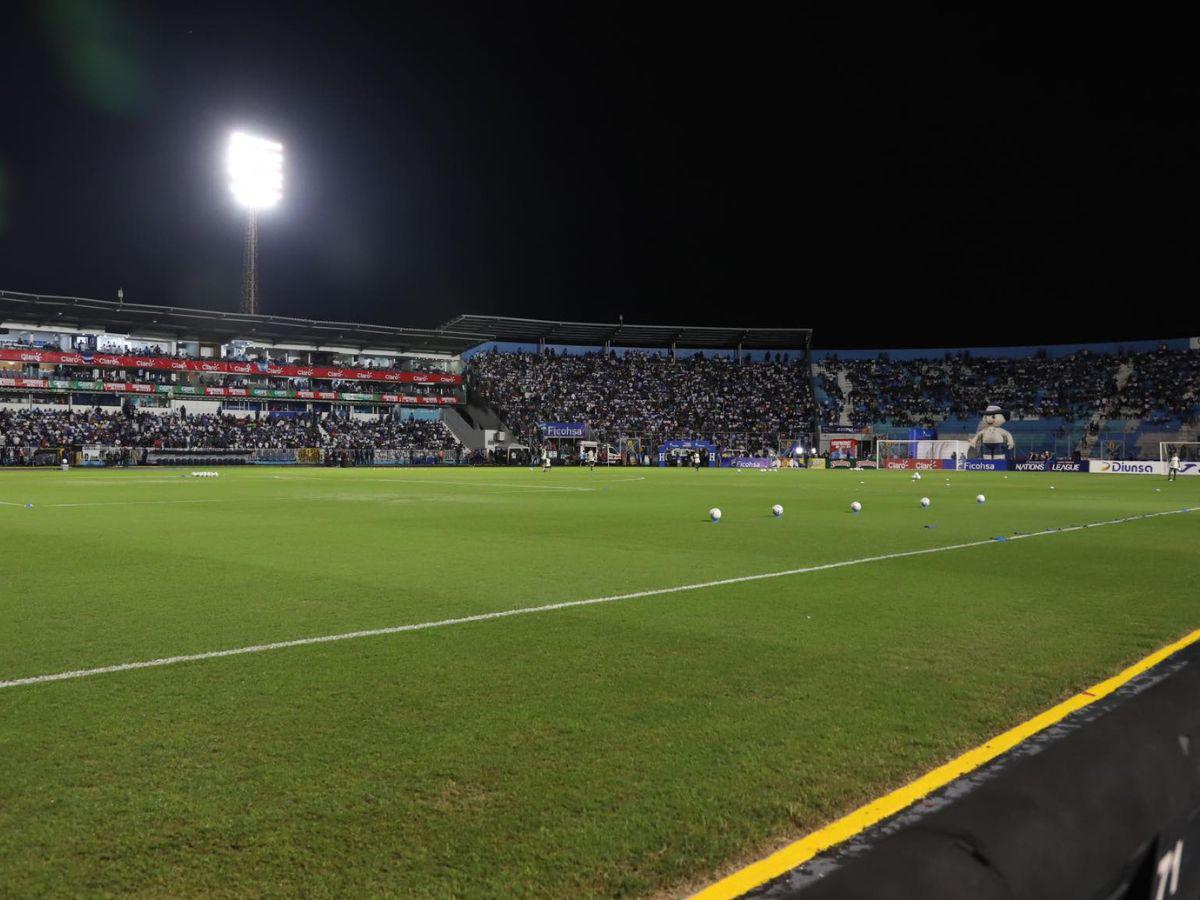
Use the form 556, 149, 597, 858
1, 4, 1198, 348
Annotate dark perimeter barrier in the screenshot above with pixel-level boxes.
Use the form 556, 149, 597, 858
748, 637, 1200, 900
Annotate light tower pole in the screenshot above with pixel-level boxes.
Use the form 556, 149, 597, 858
242, 210, 259, 315
227, 132, 283, 316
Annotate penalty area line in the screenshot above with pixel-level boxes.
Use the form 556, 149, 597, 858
1, 505, 1196, 692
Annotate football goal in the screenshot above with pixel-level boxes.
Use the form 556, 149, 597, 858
875, 438, 972, 470
1160, 442, 1200, 466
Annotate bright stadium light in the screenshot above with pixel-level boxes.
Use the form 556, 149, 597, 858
226, 131, 284, 314
227, 132, 283, 209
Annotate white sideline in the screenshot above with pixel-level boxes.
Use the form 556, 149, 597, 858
1, 506, 1195, 691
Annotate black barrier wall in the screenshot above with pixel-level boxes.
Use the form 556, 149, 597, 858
750, 639, 1200, 900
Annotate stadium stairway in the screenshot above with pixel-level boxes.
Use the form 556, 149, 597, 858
835, 368, 854, 427
443, 390, 514, 451
811, 362, 854, 427
1078, 359, 1134, 457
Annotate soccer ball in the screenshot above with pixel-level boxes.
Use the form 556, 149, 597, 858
708, 507, 722, 523
920, 497, 931, 508
850, 501, 862, 513
912, 472, 921, 481
976, 494, 986, 504
772, 504, 783, 518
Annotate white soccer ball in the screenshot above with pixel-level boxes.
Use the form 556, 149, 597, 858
920, 497, 931, 508
850, 501, 862, 513
772, 504, 783, 518
976, 494, 986, 504
708, 507, 722, 523
912, 472, 921, 481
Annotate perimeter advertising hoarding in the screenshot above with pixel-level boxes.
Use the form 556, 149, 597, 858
731, 456, 774, 469
1087, 460, 1163, 475
0, 377, 457, 405
0, 348, 461, 386
539, 422, 586, 438
1088, 460, 1200, 475
955, 459, 1010, 471
883, 458, 946, 470
1013, 459, 1087, 472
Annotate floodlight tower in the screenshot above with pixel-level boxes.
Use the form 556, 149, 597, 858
227, 132, 283, 315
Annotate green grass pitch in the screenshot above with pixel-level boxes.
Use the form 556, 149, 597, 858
1, 465, 1197, 896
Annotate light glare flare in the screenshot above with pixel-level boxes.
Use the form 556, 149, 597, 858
227, 131, 283, 209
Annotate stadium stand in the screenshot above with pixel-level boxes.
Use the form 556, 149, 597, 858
0, 408, 460, 464
3, 290, 1196, 465
468, 348, 815, 449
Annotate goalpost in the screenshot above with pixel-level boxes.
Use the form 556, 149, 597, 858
1160, 442, 1200, 466
875, 438, 972, 470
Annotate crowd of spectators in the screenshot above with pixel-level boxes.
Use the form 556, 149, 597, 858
1111, 347, 1200, 425
320, 416, 459, 451
0, 408, 459, 456
469, 349, 816, 445
823, 349, 1123, 427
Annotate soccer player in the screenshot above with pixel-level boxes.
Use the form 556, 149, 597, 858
692, 451, 700, 471
541, 449, 552, 473
1168, 451, 1180, 482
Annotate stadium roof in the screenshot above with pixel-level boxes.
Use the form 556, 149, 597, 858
0, 290, 488, 355
0, 291, 813, 355
441, 315, 813, 350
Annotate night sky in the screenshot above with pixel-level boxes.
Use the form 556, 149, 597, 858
2, 4, 1198, 348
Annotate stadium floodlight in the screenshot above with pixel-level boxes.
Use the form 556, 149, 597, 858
227, 132, 283, 210
227, 131, 283, 315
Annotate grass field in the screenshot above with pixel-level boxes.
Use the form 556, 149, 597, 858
1, 464, 1197, 897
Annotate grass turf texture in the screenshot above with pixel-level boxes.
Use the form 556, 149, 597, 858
0, 466, 1197, 897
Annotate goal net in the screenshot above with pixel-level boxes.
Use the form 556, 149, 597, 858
875, 438, 971, 471
1160, 442, 1200, 465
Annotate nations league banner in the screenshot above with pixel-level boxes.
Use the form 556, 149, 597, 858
539, 422, 586, 438
1013, 459, 1087, 472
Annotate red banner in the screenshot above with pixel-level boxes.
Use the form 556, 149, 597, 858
0, 348, 461, 386
828, 437, 858, 456
883, 458, 945, 470
0, 377, 458, 405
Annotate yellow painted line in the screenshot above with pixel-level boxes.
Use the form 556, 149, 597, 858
693, 627, 1200, 899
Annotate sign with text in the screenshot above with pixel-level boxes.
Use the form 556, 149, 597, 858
539, 422, 586, 438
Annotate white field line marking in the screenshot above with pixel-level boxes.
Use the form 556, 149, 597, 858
1, 488, 576, 508
44, 499, 226, 508
1, 506, 1195, 691
273, 476, 599, 492
255, 474, 647, 491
